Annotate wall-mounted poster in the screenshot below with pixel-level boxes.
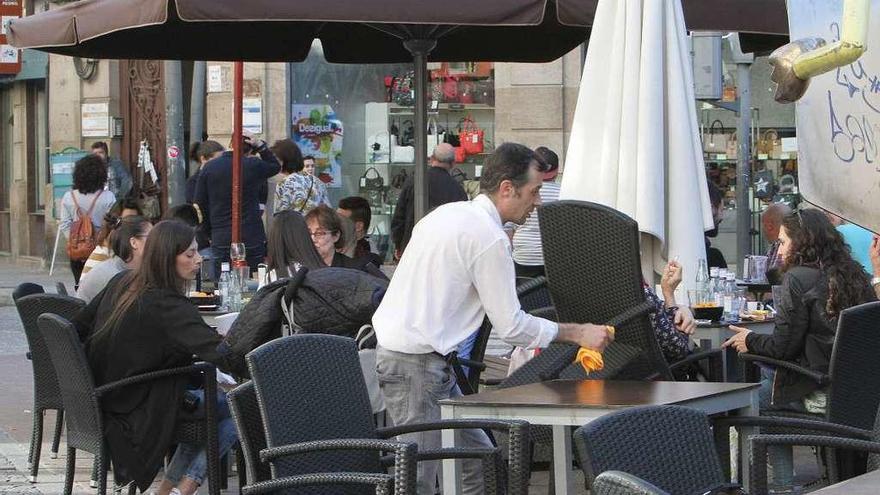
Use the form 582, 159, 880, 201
291, 104, 344, 188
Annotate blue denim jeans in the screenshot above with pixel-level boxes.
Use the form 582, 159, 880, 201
376, 347, 493, 495
164, 389, 238, 486
759, 366, 806, 488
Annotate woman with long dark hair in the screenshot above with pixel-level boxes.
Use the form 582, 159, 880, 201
82, 198, 143, 275
724, 208, 876, 490
76, 215, 151, 303
266, 210, 325, 281
73, 220, 244, 495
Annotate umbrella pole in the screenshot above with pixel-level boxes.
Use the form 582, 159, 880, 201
404, 39, 437, 222
232, 61, 243, 244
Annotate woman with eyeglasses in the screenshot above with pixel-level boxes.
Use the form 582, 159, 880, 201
76, 215, 152, 303
723, 208, 876, 491
304, 205, 355, 268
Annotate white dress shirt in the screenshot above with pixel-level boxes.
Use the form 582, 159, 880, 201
373, 194, 558, 355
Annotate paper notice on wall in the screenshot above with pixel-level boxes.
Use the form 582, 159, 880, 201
81, 102, 110, 137
207, 64, 223, 92
789, 0, 880, 233
242, 97, 262, 135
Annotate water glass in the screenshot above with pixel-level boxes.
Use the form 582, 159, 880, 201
230, 243, 246, 264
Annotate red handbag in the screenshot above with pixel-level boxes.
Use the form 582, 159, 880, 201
442, 75, 459, 103
454, 146, 467, 163
460, 116, 484, 155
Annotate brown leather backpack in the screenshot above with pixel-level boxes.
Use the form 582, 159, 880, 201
66, 190, 103, 261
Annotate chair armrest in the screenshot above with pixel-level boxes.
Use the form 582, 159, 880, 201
591, 471, 670, 495
377, 418, 528, 438
737, 353, 830, 385
480, 377, 503, 386
714, 416, 872, 440
241, 473, 394, 495
750, 435, 880, 493
454, 357, 486, 372
516, 276, 547, 297
94, 362, 216, 396
260, 438, 415, 464
379, 419, 531, 494
669, 348, 722, 369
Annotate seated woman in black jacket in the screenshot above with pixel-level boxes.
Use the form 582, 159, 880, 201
723, 208, 876, 491
73, 220, 246, 495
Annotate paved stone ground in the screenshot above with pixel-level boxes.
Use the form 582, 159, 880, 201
0, 260, 824, 494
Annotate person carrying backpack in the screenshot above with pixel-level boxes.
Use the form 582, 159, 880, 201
60, 154, 117, 288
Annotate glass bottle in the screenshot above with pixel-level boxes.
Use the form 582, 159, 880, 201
218, 262, 231, 311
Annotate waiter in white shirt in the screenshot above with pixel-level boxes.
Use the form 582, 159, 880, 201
373, 143, 614, 494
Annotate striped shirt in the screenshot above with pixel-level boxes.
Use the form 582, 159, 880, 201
512, 181, 561, 266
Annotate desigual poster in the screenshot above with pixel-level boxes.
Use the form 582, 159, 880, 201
291, 104, 343, 188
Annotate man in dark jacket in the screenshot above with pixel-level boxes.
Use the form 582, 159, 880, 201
194, 135, 280, 274
391, 142, 467, 257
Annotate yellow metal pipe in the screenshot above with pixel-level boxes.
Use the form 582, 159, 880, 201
792, 0, 870, 79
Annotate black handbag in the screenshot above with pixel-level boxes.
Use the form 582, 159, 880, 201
360, 167, 386, 208
399, 120, 415, 147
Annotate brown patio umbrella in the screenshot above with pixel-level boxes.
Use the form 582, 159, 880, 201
9, 0, 788, 239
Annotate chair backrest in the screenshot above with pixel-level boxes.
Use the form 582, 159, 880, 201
36, 314, 103, 455
516, 277, 553, 313
12, 282, 44, 301
540, 201, 671, 380
14, 293, 86, 410
868, 405, 880, 472
246, 334, 381, 490
826, 301, 880, 430
573, 405, 726, 494
591, 471, 669, 495
462, 317, 493, 393
227, 381, 271, 485
499, 342, 581, 389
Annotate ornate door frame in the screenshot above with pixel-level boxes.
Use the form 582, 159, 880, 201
119, 60, 167, 212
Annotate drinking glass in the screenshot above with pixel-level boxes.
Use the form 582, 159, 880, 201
230, 243, 246, 265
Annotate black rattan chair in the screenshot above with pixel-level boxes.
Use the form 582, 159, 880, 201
36, 314, 222, 495
748, 400, 880, 493
228, 381, 408, 495
590, 471, 671, 495
574, 405, 743, 494
717, 300, 880, 486
13, 290, 85, 482
540, 201, 723, 381
246, 334, 532, 495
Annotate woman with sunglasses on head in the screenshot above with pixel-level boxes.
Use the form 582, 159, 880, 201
723, 208, 876, 492
76, 215, 151, 304
72, 220, 245, 495
82, 198, 143, 276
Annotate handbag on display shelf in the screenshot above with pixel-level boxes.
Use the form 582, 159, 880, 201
459, 116, 485, 155
427, 117, 445, 157
454, 146, 467, 163
386, 168, 409, 206
703, 119, 727, 154
442, 75, 459, 103
368, 131, 391, 163
391, 145, 415, 164
725, 130, 738, 159
399, 120, 415, 147
359, 167, 386, 208
391, 71, 415, 106
458, 80, 476, 104
758, 129, 781, 156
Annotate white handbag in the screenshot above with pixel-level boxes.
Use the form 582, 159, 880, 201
391, 145, 415, 163
367, 131, 392, 163
427, 117, 445, 157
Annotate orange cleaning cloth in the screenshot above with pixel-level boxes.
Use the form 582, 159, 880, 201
575, 325, 615, 373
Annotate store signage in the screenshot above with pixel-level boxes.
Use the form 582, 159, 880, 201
291, 104, 344, 188
242, 97, 262, 135
789, 0, 880, 233
0, 0, 21, 75
82, 102, 111, 137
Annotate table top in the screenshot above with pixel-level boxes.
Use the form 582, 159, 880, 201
697, 318, 774, 329
811, 470, 880, 494
440, 380, 758, 409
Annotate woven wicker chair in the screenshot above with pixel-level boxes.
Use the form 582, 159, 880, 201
539, 201, 723, 380
36, 314, 222, 495
716, 301, 880, 486
748, 400, 880, 493
13, 290, 85, 482
574, 405, 744, 494
245, 334, 532, 495
590, 471, 671, 495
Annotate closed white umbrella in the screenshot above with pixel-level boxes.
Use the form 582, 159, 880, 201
560, 0, 716, 293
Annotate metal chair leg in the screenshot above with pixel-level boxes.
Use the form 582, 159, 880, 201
51, 409, 64, 459
63, 447, 76, 495
29, 410, 44, 483
90, 457, 100, 488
